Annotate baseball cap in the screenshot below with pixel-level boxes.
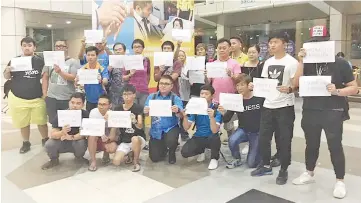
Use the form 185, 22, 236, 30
308, 25, 330, 42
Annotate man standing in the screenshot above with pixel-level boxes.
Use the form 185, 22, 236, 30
230, 36, 248, 65
251, 31, 298, 186
3, 37, 48, 153
42, 40, 80, 124
292, 28, 358, 199
78, 37, 110, 68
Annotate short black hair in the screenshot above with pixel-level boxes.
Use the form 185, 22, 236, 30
248, 44, 260, 53
216, 38, 231, 47
122, 84, 137, 94
200, 84, 215, 95
113, 42, 126, 52
98, 94, 110, 103
70, 92, 85, 103
336, 52, 345, 58
132, 39, 145, 49
160, 75, 174, 84
161, 41, 175, 51
173, 18, 184, 29
230, 36, 244, 45
268, 31, 289, 43
21, 37, 36, 46
85, 46, 99, 55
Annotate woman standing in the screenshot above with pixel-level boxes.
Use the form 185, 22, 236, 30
108, 43, 126, 107
241, 44, 264, 79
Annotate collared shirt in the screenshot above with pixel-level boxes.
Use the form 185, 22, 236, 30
232, 52, 249, 65
145, 91, 184, 140
81, 62, 109, 103
134, 11, 150, 40
188, 103, 222, 137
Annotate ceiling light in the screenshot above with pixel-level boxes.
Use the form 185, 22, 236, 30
46, 24, 52, 28
66, 21, 71, 24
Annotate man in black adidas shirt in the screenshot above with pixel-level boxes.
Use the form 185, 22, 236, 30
3, 37, 48, 154
292, 27, 358, 199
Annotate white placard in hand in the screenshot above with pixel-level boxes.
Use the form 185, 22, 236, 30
186, 56, 205, 71
124, 55, 144, 70
10, 56, 32, 72
303, 41, 335, 63
253, 78, 279, 99
185, 97, 208, 115
109, 55, 125, 68
43, 51, 65, 67
149, 100, 172, 117
206, 62, 228, 78
189, 70, 205, 84
77, 69, 99, 84
299, 76, 331, 97
154, 52, 174, 66
107, 111, 132, 128
57, 110, 82, 127
57, 66, 69, 85
84, 30, 103, 43
172, 29, 192, 42
220, 93, 244, 112
80, 118, 105, 136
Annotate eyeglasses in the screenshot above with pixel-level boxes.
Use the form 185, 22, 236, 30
122, 93, 134, 97
159, 82, 172, 86
55, 45, 67, 48
133, 45, 143, 49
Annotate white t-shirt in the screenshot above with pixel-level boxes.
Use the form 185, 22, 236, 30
261, 54, 298, 109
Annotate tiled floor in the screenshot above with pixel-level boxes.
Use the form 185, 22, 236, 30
2, 98, 361, 203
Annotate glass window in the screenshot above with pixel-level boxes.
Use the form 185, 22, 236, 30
350, 18, 361, 59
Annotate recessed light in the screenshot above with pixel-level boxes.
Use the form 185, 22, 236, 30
46, 24, 52, 28
66, 21, 71, 24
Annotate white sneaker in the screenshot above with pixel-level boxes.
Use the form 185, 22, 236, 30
333, 181, 346, 199
241, 144, 249, 155
208, 159, 218, 170
292, 172, 315, 185
197, 153, 205, 162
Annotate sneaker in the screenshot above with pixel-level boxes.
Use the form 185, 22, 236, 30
168, 153, 176, 164
226, 159, 242, 169
19, 141, 31, 154
276, 169, 288, 185
270, 158, 281, 167
208, 159, 218, 170
241, 144, 249, 155
251, 165, 273, 176
333, 181, 346, 199
197, 153, 205, 162
132, 163, 141, 172
42, 137, 49, 147
292, 172, 315, 185
41, 159, 59, 170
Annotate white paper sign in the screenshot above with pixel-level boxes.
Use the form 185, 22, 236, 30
57, 110, 82, 127
124, 55, 144, 70
80, 118, 105, 136
149, 100, 172, 117
84, 30, 103, 43
154, 52, 174, 66
109, 55, 125, 68
57, 66, 69, 85
220, 93, 244, 112
172, 29, 192, 42
253, 78, 279, 99
299, 76, 331, 97
107, 111, 132, 128
189, 70, 205, 84
186, 56, 205, 70
303, 41, 335, 63
43, 51, 65, 67
77, 69, 99, 84
206, 62, 228, 78
10, 56, 32, 72
185, 97, 208, 115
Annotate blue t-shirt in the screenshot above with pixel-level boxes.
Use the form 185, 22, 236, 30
145, 92, 184, 140
188, 103, 222, 137
82, 64, 109, 103
81, 52, 109, 69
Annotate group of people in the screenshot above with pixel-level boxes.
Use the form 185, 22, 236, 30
3, 25, 359, 199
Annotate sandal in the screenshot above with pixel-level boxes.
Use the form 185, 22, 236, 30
88, 162, 97, 172
132, 163, 141, 172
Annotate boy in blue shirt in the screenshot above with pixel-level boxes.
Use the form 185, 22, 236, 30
181, 85, 222, 170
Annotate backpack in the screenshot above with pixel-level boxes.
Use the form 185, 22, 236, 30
192, 103, 218, 130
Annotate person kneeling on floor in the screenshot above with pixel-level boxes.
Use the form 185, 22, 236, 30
181, 84, 222, 170
42, 92, 89, 170
218, 74, 263, 169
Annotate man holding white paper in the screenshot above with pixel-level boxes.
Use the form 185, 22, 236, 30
292, 27, 358, 199
42, 93, 89, 170
78, 36, 110, 68
144, 75, 184, 164
3, 37, 48, 154
181, 85, 222, 170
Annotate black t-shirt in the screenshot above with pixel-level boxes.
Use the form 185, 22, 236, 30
223, 96, 264, 133
241, 62, 264, 81
302, 57, 354, 110
52, 110, 90, 135
114, 103, 145, 143
8, 55, 44, 100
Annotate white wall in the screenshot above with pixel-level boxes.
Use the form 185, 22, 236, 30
64, 26, 91, 59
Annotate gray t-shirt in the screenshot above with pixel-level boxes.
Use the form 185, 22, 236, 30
43, 58, 80, 100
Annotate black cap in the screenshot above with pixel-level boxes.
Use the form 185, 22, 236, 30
268, 31, 289, 43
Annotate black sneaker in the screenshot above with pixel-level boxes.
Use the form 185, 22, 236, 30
168, 153, 176, 164
251, 165, 273, 177
276, 169, 288, 185
41, 159, 59, 170
271, 158, 281, 167
19, 141, 31, 154
42, 137, 49, 147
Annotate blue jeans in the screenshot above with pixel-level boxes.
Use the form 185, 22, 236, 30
228, 128, 261, 168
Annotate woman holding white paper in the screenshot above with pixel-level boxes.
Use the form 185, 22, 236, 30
108, 43, 126, 107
